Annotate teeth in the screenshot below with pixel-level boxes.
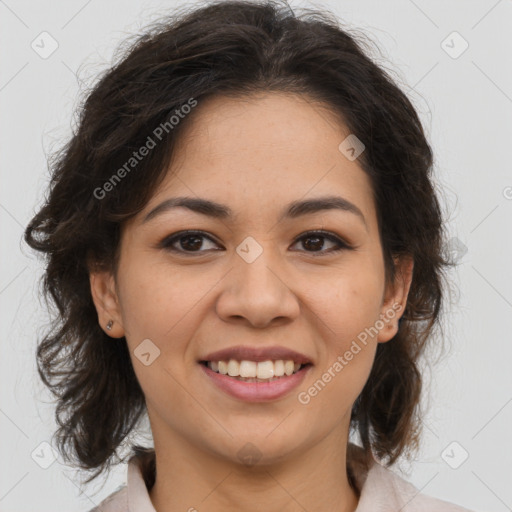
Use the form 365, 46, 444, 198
240, 360, 257, 378
227, 359, 239, 377
206, 359, 305, 379
218, 361, 228, 375
257, 360, 274, 379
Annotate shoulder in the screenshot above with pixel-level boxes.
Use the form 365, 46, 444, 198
85, 484, 128, 512
361, 462, 475, 512
348, 444, 475, 512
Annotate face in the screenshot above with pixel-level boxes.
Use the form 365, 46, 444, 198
90, 92, 413, 466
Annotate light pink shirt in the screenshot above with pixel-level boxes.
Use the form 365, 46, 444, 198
88, 450, 475, 512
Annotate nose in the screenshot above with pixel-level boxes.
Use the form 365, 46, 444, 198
215, 250, 300, 329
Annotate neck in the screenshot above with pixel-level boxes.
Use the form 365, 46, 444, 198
146, 431, 361, 512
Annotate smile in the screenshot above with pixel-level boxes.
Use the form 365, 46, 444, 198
206, 358, 304, 379
199, 359, 312, 401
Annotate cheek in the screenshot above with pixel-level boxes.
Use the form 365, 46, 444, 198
115, 262, 211, 411
298, 281, 379, 416
117, 257, 210, 341
306, 343, 376, 424
295, 260, 383, 403
300, 263, 384, 346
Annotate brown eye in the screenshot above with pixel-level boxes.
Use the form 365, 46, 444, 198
160, 230, 221, 254
291, 230, 351, 255
159, 229, 352, 257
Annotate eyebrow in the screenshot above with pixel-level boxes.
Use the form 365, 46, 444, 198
142, 195, 367, 229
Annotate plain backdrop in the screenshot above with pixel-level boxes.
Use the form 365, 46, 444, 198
1, 0, 511, 511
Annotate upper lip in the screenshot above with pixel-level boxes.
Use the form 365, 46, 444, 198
201, 345, 313, 365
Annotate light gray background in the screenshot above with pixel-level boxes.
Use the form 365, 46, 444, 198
1, 0, 511, 511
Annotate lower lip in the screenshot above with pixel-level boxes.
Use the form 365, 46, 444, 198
199, 363, 311, 402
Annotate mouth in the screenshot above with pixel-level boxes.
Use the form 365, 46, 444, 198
199, 359, 312, 382
198, 356, 313, 402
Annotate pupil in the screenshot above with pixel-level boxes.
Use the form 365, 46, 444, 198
181, 235, 202, 251
304, 236, 322, 251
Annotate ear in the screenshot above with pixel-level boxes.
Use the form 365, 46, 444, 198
89, 269, 125, 338
377, 255, 414, 343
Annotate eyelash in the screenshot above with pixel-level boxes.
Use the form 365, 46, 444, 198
159, 229, 353, 257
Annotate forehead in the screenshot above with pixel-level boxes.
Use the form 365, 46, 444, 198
136, 92, 377, 230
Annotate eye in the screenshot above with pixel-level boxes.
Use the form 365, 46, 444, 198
159, 230, 221, 254
159, 229, 352, 256
290, 230, 352, 255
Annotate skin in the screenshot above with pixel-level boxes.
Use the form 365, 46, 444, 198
90, 92, 413, 512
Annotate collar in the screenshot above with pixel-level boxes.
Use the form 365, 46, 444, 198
96, 443, 470, 511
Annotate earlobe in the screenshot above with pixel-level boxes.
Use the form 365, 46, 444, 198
89, 271, 125, 337
377, 255, 414, 344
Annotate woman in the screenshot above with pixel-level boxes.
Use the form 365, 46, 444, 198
24, 1, 475, 510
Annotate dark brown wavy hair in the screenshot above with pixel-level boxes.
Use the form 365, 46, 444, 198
24, 0, 454, 488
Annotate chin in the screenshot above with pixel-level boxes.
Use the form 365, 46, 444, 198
207, 431, 307, 468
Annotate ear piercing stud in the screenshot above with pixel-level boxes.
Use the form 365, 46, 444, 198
106, 320, 113, 331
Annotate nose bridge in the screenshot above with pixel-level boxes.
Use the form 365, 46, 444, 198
233, 240, 286, 299
216, 238, 299, 327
